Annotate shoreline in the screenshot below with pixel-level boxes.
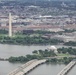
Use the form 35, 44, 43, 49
0, 43, 75, 48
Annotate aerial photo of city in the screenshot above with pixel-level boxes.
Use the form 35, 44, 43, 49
0, 0, 76, 75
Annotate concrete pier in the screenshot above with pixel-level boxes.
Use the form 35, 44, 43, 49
57, 60, 76, 75
8, 59, 46, 75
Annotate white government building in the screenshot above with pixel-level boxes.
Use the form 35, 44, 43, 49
47, 46, 58, 54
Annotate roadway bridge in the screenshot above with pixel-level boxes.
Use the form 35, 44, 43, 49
8, 59, 46, 75
57, 60, 76, 75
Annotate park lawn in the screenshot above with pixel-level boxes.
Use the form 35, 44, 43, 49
57, 53, 70, 57
0, 34, 8, 36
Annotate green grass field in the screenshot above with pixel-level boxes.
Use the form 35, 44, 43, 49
57, 53, 70, 57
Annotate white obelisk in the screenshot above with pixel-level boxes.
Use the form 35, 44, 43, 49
9, 13, 12, 37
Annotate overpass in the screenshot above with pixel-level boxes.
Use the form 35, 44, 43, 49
57, 60, 76, 75
8, 59, 46, 75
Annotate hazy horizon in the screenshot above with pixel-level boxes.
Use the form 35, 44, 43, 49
1, 0, 76, 1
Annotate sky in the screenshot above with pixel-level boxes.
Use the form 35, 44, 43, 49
0, 0, 75, 1
1, 0, 75, 1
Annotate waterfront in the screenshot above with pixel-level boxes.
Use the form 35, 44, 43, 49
0, 44, 76, 75
0, 61, 23, 75
0, 61, 65, 75
1, 61, 76, 75
0, 44, 50, 58
0, 44, 75, 58
67, 65, 76, 75
27, 63, 65, 75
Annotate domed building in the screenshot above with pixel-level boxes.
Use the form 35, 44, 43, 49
48, 46, 58, 54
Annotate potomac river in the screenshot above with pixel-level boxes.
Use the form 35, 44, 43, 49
0, 44, 76, 75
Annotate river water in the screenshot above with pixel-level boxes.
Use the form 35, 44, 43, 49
0, 44, 50, 58
0, 44, 75, 75
27, 63, 65, 75
0, 44, 75, 58
67, 65, 76, 75
0, 61, 23, 75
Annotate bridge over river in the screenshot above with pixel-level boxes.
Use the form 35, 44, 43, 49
8, 59, 76, 75
8, 59, 46, 75
57, 60, 76, 75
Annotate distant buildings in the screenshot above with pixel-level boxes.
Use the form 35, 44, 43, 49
52, 35, 76, 42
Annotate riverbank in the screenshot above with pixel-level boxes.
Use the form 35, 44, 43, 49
0, 35, 64, 45
0, 34, 76, 47
0, 44, 76, 75
7, 48, 76, 64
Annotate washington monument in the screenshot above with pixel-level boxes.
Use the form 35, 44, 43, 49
9, 13, 12, 37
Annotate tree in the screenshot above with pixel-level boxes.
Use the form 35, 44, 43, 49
32, 50, 38, 54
